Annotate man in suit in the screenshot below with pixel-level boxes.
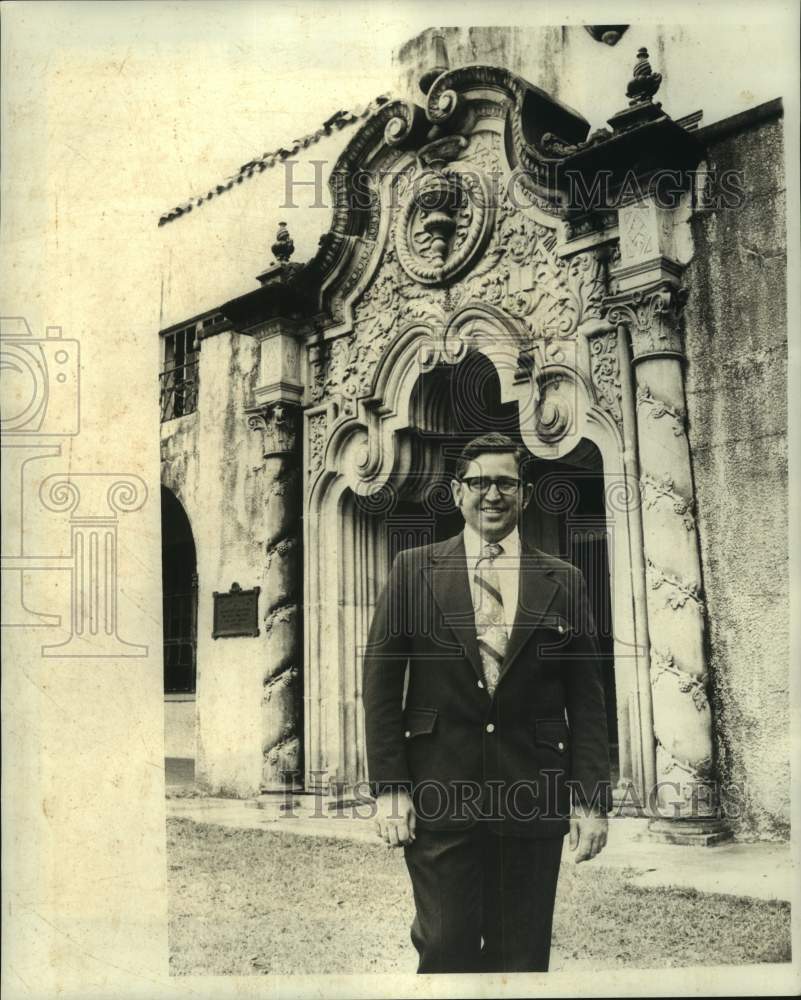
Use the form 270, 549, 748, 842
362, 432, 611, 973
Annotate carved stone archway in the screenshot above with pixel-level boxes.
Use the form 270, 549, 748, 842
303, 304, 653, 806
228, 55, 728, 841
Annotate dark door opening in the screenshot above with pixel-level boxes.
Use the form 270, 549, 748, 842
161, 486, 197, 694
525, 451, 618, 773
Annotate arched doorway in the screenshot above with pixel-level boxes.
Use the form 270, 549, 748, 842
161, 486, 198, 775
305, 306, 648, 804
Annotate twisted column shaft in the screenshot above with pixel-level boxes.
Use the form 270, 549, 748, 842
605, 284, 722, 826
248, 403, 302, 790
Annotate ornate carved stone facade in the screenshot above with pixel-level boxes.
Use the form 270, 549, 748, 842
157, 45, 792, 845
307, 128, 610, 442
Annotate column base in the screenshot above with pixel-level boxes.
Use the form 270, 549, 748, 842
647, 816, 732, 846
256, 789, 374, 819
612, 780, 648, 817
252, 787, 304, 816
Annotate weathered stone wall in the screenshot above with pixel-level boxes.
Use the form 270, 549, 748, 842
683, 105, 788, 839
161, 329, 274, 795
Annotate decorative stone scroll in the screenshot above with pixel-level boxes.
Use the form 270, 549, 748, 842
394, 156, 495, 286
604, 282, 688, 361
588, 328, 623, 424
312, 130, 608, 418
306, 410, 328, 477
247, 401, 298, 457
534, 373, 577, 443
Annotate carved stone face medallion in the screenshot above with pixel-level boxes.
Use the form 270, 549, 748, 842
395, 165, 494, 286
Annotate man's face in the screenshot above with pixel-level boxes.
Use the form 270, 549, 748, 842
451, 451, 533, 543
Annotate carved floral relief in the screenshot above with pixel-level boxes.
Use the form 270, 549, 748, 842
309, 130, 609, 426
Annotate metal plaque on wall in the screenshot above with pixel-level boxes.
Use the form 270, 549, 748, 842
212, 582, 260, 638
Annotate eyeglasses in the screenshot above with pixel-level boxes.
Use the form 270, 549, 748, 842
460, 477, 522, 496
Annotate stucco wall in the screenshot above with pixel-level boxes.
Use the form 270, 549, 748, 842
158, 121, 368, 330
394, 24, 792, 135
683, 107, 788, 839
164, 697, 196, 759
161, 329, 272, 795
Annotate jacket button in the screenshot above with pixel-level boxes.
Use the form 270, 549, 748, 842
558, 741, 565, 751
477, 679, 484, 689
557, 624, 565, 634
486, 723, 495, 733
404, 730, 411, 738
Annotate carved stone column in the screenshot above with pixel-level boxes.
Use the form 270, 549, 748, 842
602, 283, 729, 843
247, 401, 302, 792
220, 243, 308, 799
603, 201, 729, 843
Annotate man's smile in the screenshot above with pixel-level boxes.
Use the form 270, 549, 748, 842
452, 450, 530, 541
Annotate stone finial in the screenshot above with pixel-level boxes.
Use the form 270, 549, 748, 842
626, 47, 662, 106
272, 221, 295, 263
419, 31, 449, 95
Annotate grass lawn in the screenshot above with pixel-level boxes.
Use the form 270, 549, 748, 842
167, 818, 791, 976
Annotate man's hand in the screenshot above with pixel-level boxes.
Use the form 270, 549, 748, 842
375, 789, 416, 848
569, 810, 608, 863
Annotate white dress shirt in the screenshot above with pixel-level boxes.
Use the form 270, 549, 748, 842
462, 524, 521, 637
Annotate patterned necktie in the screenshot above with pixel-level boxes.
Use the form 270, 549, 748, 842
473, 541, 508, 695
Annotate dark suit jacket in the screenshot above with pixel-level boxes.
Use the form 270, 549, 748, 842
362, 531, 612, 837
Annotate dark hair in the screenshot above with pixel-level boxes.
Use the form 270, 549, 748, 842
454, 433, 527, 480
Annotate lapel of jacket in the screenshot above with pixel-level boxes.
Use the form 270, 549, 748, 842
496, 540, 562, 687
422, 532, 485, 685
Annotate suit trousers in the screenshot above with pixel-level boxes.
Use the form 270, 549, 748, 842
403, 824, 565, 973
